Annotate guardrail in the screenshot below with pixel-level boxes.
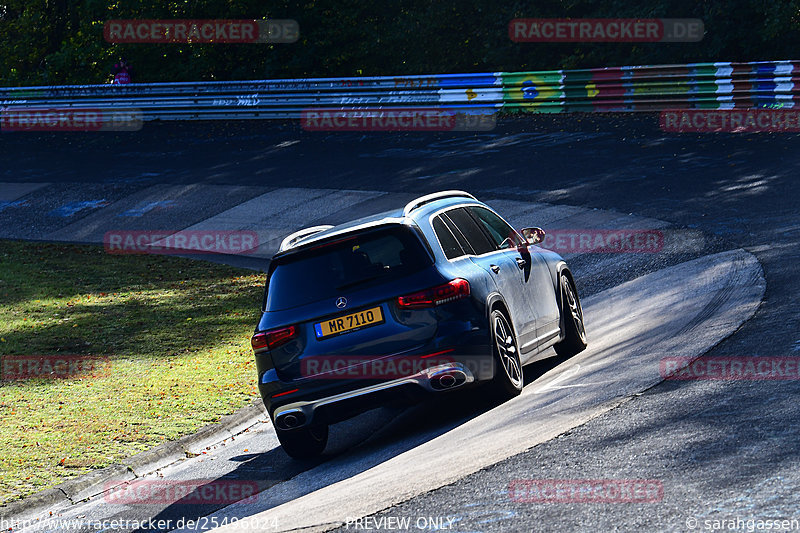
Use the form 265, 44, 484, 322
1, 60, 797, 121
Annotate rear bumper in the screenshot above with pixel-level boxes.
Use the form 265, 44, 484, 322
272, 360, 477, 430
260, 344, 494, 430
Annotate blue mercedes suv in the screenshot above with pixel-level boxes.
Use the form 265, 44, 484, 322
251, 191, 587, 458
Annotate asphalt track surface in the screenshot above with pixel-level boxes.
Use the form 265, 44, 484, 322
1, 114, 798, 532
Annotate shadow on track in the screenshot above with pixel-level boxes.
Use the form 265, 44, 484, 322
138, 353, 573, 532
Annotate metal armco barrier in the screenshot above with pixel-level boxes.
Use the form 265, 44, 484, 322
1, 60, 797, 121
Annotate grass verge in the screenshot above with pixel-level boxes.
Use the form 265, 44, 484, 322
0, 240, 264, 505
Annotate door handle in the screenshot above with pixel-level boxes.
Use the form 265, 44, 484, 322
515, 257, 527, 269
490, 264, 500, 274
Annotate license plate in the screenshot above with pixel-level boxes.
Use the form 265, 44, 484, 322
314, 306, 384, 339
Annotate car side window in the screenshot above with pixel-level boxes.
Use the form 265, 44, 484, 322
441, 213, 475, 255
445, 207, 495, 255
469, 206, 520, 250
432, 216, 465, 259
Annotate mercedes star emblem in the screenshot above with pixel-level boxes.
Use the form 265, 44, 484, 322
335, 297, 347, 309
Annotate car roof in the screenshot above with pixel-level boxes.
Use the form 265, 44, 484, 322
274, 191, 484, 258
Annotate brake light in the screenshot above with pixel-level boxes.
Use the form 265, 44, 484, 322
251, 326, 297, 350
397, 279, 470, 309
309, 235, 357, 251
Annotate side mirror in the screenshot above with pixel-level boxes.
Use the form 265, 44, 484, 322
521, 227, 545, 245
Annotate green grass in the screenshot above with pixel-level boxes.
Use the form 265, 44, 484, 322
0, 240, 265, 504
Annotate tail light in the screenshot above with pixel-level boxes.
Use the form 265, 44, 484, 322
251, 325, 297, 351
397, 279, 470, 309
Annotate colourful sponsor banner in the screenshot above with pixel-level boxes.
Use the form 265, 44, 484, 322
436, 74, 497, 88
501, 72, 565, 113
4, 60, 800, 120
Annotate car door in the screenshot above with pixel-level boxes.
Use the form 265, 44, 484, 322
470, 207, 560, 351
467, 206, 559, 354
441, 207, 538, 352
525, 244, 561, 344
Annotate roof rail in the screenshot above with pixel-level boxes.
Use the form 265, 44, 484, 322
279, 225, 334, 252
402, 190, 477, 216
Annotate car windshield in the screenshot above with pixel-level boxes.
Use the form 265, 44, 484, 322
264, 226, 432, 311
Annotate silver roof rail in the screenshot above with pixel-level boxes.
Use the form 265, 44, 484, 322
279, 225, 334, 252
402, 190, 477, 216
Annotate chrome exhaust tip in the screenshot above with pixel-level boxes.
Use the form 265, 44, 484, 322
276, 410, 306, 430
439, 373, 457, 388
430, 369, 467, 390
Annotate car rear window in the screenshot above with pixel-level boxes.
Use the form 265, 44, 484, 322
264, 226, 432, 311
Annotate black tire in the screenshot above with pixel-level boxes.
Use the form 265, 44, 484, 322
489, 309, 524, 399
276, 423, 328, 459
554, 273, 587, 358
